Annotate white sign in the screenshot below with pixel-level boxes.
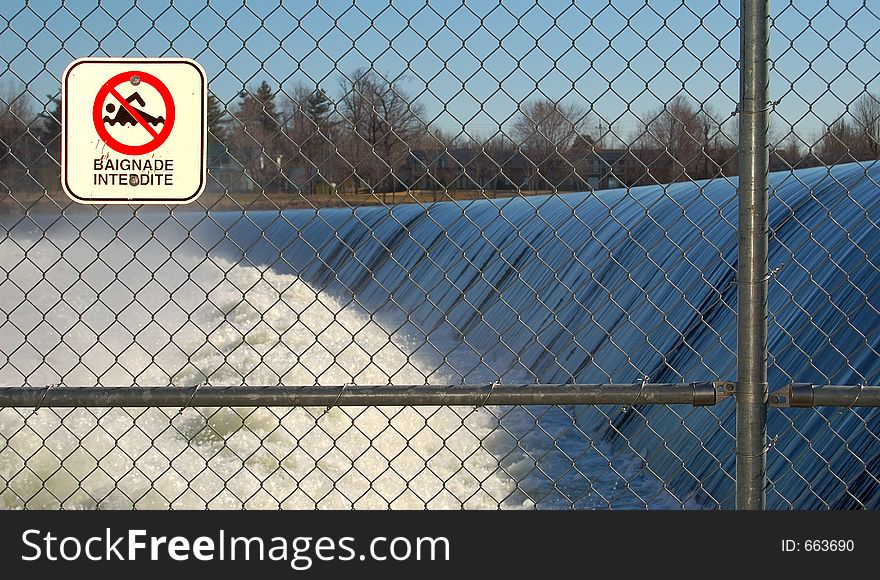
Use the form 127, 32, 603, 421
61, 58, 207, 204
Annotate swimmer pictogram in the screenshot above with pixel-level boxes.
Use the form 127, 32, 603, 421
102, 92, 166, 128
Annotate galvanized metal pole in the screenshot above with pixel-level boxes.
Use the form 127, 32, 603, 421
736, 0, 771, 510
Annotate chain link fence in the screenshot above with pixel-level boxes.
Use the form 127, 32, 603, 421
0, 0, 878, 509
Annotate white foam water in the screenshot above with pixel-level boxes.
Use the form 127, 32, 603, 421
0, 228, 526, 509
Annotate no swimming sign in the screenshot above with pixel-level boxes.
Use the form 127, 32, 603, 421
62, 58, 207, 204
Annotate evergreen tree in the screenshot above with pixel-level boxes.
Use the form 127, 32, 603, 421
37, 96, 62, 162
207, 93, 227, 144
304, 87, 332, 130
238, 80, 281, 135
231, 80, 284, 187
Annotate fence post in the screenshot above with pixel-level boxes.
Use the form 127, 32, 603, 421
736, 0, 771, 510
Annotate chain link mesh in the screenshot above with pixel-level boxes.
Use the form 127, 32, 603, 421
764, 1, 880, 509
0, 0, 877, 509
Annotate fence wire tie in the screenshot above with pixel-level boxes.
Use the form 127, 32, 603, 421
322, 383, 351, 417
760, 99, 781, 113
731, 266, 780, 286
735, 434, 779, 458
840, 383, 866, 414
476, 381, 499, 410
34, 383, 57, 414
732, 98, 779, 116
622, 375, 650, 413
177, 382, 204, 417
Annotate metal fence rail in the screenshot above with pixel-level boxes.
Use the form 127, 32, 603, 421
771, 385, 880, 408
0, 382, 733, 408
1, 0, 880, 509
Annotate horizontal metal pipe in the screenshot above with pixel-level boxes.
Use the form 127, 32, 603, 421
770, 383, 880, 408
0, 381, 734, 408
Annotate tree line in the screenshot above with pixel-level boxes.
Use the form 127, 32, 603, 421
2, 73, 880, 196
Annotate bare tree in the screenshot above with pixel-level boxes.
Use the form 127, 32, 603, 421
815, 118, 860, 165
278, 83, 313, 194
416, 127, 458, 150
337, 68, 425, 200
852, 92, 880, 159
511, 99, 592, 190
777, 133, 805, 168
279, 83, 340, 195
632, 94, 722, 182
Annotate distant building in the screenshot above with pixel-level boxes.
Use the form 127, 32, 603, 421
402, 147, 528, 192
206, 143, 257, 193
567, 149, 637, 191
402, 147, 639, 193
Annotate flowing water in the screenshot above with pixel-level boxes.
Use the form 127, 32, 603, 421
2, 162, 879, 508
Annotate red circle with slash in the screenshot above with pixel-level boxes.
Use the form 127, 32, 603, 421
92, 70, 175, 156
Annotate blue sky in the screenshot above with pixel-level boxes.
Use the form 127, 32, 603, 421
2, 0, 879, 144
